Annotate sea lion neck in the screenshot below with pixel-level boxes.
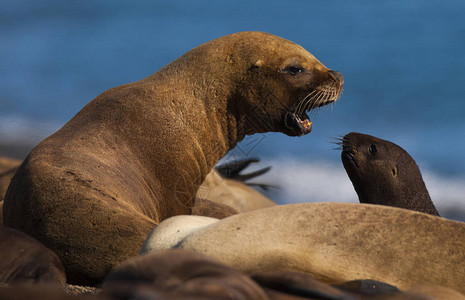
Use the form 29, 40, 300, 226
144, 62, 247, 159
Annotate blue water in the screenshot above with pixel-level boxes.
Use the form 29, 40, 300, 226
1, 1, 465, 215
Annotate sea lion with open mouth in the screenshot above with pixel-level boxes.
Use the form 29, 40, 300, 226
4, 31, 343, 285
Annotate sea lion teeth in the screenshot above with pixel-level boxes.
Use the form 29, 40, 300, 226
300, 118, 312, 129
283, 111, 312, 136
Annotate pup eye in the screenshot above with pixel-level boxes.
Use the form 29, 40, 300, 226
369, 145, 378, 155
288, 66, 303, 75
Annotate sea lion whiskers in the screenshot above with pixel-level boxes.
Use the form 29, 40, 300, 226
298, 90, 321, 114
295, 89, 318, 116
313, 87, 339, 109
306, 90, 326, 112
329, 136, 344, 150
309, 102, 333, 125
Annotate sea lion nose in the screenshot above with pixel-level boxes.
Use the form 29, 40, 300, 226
328, 70, 344, 86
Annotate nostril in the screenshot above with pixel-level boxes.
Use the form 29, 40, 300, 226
328, 70, 344, 86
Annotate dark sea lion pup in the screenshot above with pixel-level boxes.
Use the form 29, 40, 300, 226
340, 132, 439, 216
4, 31, 343, 285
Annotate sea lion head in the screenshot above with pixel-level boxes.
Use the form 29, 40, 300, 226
340, 132, 438, 215
232, 32, 344, 137
174, 31, 344, 137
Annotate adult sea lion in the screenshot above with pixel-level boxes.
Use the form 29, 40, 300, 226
143, 203, 465, 293
340, 132, 439, 216
3, 31, 343, 285
0, 226, 66, 287
103, 249, 269, 300
106, 249, 389, 300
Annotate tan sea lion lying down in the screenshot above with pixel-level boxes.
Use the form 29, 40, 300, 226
141, 202, 465, 294
3, 31, 343, 285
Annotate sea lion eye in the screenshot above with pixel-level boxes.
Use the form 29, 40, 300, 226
392, 166, 398, 177
279, 65, 304, 75
288, 66, 303, 75
369, 145, 378, 156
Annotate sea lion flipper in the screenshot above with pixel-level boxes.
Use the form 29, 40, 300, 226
245, 182, 280, 191
234, 166, 272, 182
215, 158, 261, 179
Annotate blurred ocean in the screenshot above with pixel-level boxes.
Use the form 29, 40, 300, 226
1, 0, 465, 220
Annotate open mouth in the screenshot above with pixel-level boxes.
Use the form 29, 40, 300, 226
283, 111, 312, 136
282, 87, 341, 137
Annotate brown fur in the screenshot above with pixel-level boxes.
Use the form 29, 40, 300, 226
0, 226, 66, 287
341, 132, 439, 216
252, 271, 349, 299
195, 169, 276, 214
0, 157, 21, 225
0, 157, 20, 202
407, 285, 465, 300
0, 286, 104, 300
103, 249, 269, 300
191, 198, 239, 219
3, 32, 342, 285
104, 249, 459, 300
161, 203, 465, 293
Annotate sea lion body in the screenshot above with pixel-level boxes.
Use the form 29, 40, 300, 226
145, 203, 465, 293
108, 249, 446, 300
0, 157, 21, 224
104, 249, 269, 300
0, 157, 20, 202
341, 132, 439, 216
3, 32, 343, 285
0, 226, 66, 287
196, 169, 276, 213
